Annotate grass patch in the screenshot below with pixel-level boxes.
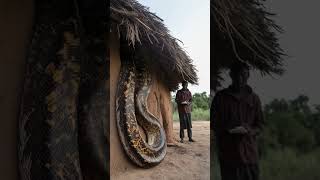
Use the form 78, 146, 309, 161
173, 108, 210, 121
211, 147, 320, 180
260, 148, 320, 180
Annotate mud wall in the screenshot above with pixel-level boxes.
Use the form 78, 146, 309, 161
0, 0, 34, 179
109, 33, 175, 177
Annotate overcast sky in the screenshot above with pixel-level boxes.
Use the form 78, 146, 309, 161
219, 0, 320, 105
138, 0, 210, 94
137, 0, 320, 105
250, 0, 320, 105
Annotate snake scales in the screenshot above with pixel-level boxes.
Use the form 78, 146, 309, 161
18, 1, 108, 179
18, 1, 166, 179
116, 57, 167, 167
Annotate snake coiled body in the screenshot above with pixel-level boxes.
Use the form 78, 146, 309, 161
18, 1, 108, 179
116, 59, 167, 167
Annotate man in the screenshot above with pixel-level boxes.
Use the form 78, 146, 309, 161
175, 81, 195, 143
211, 62, 264, 180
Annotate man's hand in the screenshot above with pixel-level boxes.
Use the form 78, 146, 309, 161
181, 101, 191, 105
228, 126, 248, 134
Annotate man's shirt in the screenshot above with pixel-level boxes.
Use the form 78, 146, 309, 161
175, 89, 192, 114
211, 85, 264, 165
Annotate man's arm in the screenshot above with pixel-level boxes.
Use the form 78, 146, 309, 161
211, 93, 228, 136
187, 91, 192, 105
210, 96, 217, 132
243, 95, 264, 136
175, 91, 181, 104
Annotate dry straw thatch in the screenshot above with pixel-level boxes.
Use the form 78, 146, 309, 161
110, 0, 198, 90
212, 0, 285, 90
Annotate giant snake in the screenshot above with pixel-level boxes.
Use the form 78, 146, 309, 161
18, 0, 108, 179
18, 1, 166, 179
116, 58, 167, 167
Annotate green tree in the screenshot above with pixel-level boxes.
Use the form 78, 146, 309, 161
261, 94, 317, 153
192, 92, 210, 110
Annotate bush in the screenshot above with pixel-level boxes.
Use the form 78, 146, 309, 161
260, 148, 320, 180
211, 94, 320, 179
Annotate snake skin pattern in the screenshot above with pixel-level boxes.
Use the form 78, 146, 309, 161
18, 0, 165, 177
18, 0, 108, 179
116, 56, 167, 167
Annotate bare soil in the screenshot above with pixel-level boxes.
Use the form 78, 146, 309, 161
113, 121, 210, 180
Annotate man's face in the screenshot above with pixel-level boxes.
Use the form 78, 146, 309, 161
230, 69, 249, 88
182, 82, 188, 89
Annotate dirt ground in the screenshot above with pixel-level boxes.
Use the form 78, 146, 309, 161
113, 121, 210, 180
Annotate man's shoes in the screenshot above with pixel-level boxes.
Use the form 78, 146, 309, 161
180, 139, 184, 143
189, 139, 195, 142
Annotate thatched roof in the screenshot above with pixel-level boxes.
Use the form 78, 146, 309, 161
212, 0, 286, 91
110, 0, 198, 90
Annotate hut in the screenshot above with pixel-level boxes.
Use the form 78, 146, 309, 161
0, 0, 198, 179
212, 0, 285, 91
110, 0, 197, 176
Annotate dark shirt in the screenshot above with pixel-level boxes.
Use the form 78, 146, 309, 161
175, 89, 192, 114
211, 85, 264, 165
